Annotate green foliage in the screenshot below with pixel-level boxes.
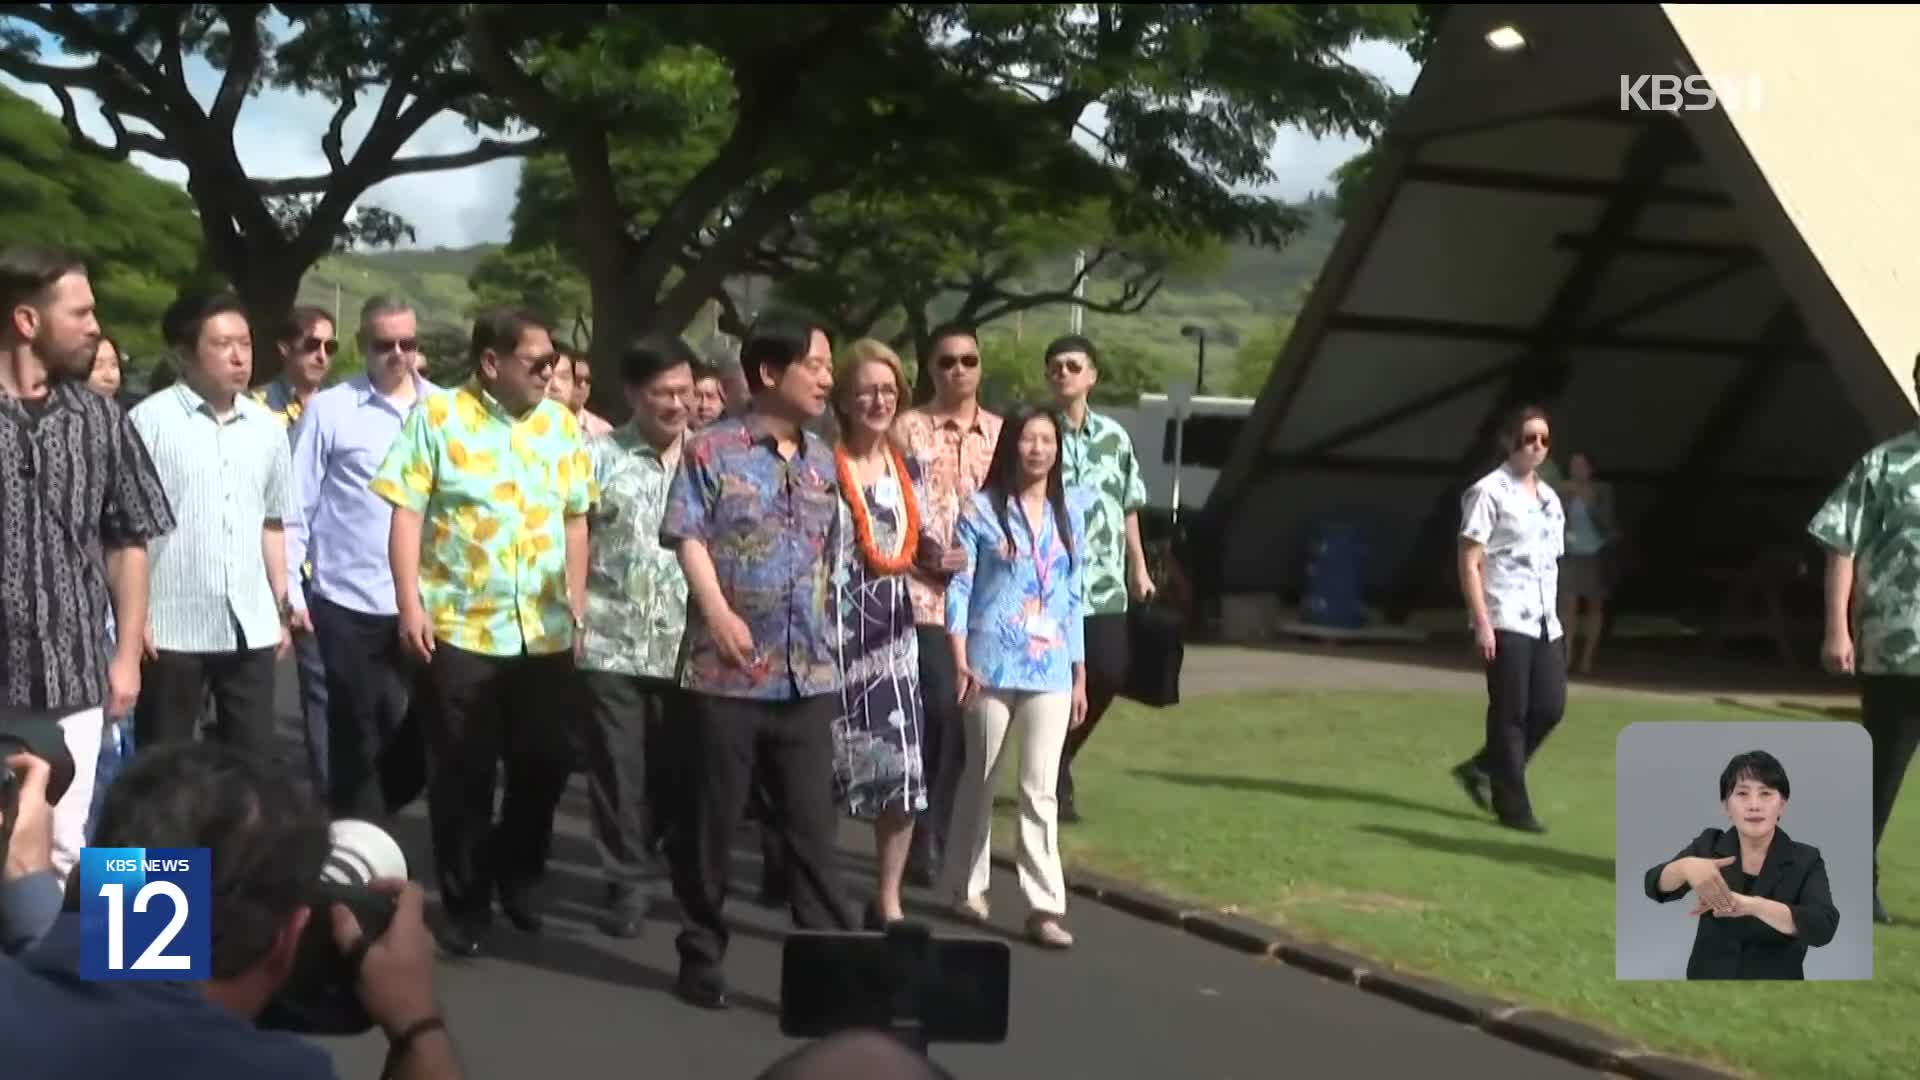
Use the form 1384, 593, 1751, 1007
1227, 316, 1297, 398
468, 244, 593, 345
0, 87, 200, 369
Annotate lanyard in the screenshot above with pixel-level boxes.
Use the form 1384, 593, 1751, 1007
1019, 499, 1053, 595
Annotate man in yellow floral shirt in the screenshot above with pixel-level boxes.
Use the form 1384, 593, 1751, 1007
370, 306, 595, 958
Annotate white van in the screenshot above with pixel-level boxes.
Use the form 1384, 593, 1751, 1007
1102, 393, 1256, 513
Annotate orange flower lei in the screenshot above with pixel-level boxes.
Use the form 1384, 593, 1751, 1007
835, 442, 921, 577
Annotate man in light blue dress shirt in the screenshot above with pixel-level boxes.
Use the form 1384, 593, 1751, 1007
286, 296, 437, 820
128, 293, 294, 754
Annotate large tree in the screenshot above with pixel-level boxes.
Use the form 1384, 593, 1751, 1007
466, 3, 1415, 409
0, 3, 538, 376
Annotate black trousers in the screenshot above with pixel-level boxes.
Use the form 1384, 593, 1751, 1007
1059, 612, 1131, 800
580, 671, 685, 885
909, 624, 963, 869
422, 643, 576, 925
1469, 627, 1567, 822
672, 692, 852, 974
310, 595, 422, 822
134, 628, 278, 755
1858, 676, 1920, 877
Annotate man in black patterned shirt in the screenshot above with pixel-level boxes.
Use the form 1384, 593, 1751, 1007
0, 246, 175, 882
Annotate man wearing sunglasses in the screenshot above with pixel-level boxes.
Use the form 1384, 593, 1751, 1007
372, 307, 595, 958
894, 323, 1000, 884
255, 305, 338, 799
286, 296, 439, 819
1045, 334, 1153, 825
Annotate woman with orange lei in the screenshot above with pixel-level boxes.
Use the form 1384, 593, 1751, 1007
829, 339, 935, 926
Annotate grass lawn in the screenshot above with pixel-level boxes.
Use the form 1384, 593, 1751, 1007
994, 689, 1918, 1079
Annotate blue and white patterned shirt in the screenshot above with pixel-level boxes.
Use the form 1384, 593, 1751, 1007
129, 384, 292, 653
946, 489, 1088, 693
1460, 465, 1564, 641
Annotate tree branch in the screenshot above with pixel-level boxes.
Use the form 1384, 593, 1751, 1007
655, 178, 817, 335
322, 92, 356, 173
209, 4, 267, 133
251, 136, 542, 196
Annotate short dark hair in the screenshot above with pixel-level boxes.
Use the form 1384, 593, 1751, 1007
87, 742, 332, 981
0, 246, 86, 328
551, 339, 581, 359
690, 361, 722, 384
622, 334, 698, 387
94, 335, 121, 369
1720, 750, 1791, 802
926, 321, 979, 357
161, 292, 249, 350
278, 305, 334, 345
740, 310, 828, 394
1043, 334, 1099, 368
468, 307, 548, 367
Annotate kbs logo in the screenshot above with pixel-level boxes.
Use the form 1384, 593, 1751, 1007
1618, 74, 1765, 113
79, 847, 211, 981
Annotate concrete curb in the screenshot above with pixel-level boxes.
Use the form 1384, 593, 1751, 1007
987, 852, 1745, 1079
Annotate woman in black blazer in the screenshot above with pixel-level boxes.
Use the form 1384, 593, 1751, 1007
1643, 750, 1840, 979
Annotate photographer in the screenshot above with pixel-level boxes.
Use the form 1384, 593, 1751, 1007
1, 751, 59, 954
0, 743, 463, 1080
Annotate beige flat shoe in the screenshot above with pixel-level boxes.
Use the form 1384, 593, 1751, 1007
1027, 914, 1074, 949
954, 895, 990, 923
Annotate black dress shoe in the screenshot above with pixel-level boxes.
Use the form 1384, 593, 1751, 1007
1497, 815, 1548, 834
434, 920, 487, 959
499, 887, 545, 934
1059, 798, 1082, 825
675, 967, 729, 1011
598, 884, 645, 939
1452, 762, 1491, 813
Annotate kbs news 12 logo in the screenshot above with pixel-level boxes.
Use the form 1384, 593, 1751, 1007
1618, 73, 1766, 114
78, 847, 212, 981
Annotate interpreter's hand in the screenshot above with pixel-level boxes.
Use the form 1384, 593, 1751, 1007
2, 753, 54, 881
106, 649, 141, 718
1690, 890, 1755, 919
331, 878, 442, 1036
710, 609, 755, 670
1474, 620, 1498, 665
1822, 627, 1855, 675
398, 602, 435, 664
1680, 856, 1739, 916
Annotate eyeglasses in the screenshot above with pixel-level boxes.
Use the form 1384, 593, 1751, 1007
938, 353, 980, 370
302, 337, 340, 357
371, 337, 418, 355
854, 386, 900, 402
1046, 358, 1084, 376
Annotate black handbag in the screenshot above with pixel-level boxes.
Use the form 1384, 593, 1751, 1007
1121, 600, 1185, 708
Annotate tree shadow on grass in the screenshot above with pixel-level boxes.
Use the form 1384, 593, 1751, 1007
1130, 769, 1489, 826
1354, 824, 1615, 881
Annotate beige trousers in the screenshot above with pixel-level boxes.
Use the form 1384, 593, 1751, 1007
941, 689, 1071, 916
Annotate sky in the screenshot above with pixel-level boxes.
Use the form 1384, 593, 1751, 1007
0, 34, 1419, 251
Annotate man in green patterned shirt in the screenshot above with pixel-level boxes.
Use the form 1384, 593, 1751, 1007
1046, 335, 1154, 823
576, 334, 699, 938
1809, 388, 1920, 927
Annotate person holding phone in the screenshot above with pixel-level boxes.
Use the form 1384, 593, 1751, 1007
941, 405, 1088, 949
1448, 404, 1566, 834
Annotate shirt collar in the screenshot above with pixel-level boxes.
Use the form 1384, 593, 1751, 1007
924, 403, 990, 435
744, 410, 822, 461
174, 381, 245, 421
461, 378, 541, 425
354, 372, 437, 407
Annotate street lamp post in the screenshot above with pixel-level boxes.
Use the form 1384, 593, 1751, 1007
1180, 324, 1208, 395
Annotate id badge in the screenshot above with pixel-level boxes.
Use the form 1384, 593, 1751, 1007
1025, 613, 1059, 642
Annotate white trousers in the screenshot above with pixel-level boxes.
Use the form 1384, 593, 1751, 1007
941, 689, 1071, 917
51, 706, 105, 886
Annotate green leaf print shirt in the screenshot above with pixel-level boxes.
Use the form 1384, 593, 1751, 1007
1059, 408, 1149, 617
1808, 429, 1920, 675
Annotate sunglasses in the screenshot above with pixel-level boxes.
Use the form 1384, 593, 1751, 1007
1046, 358, 1085, 376
371, 337, 418, 355
937, 353, 980, 370
530, 354, 559, 376
1518, 432, 1550, 449
302, 337, 340, 357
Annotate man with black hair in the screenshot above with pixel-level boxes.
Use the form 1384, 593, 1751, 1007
0, 742, 464, 1078
1044, 334, 1153, 824
662, 309, 854, 1008
129, 292, 294, 756
372, 307, 595, 957
0, 246, 175, 884
576, 334, 699, 937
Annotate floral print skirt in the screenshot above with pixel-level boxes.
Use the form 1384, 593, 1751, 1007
833, 568, 928, 820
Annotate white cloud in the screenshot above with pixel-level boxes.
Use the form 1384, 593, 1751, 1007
1, 32, 1414, 247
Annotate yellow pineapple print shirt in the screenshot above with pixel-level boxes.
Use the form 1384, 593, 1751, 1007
370, 380, 597, 658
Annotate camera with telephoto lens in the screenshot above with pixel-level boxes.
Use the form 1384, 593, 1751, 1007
0, 712, 77, 869
257, 819, 408, 1035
